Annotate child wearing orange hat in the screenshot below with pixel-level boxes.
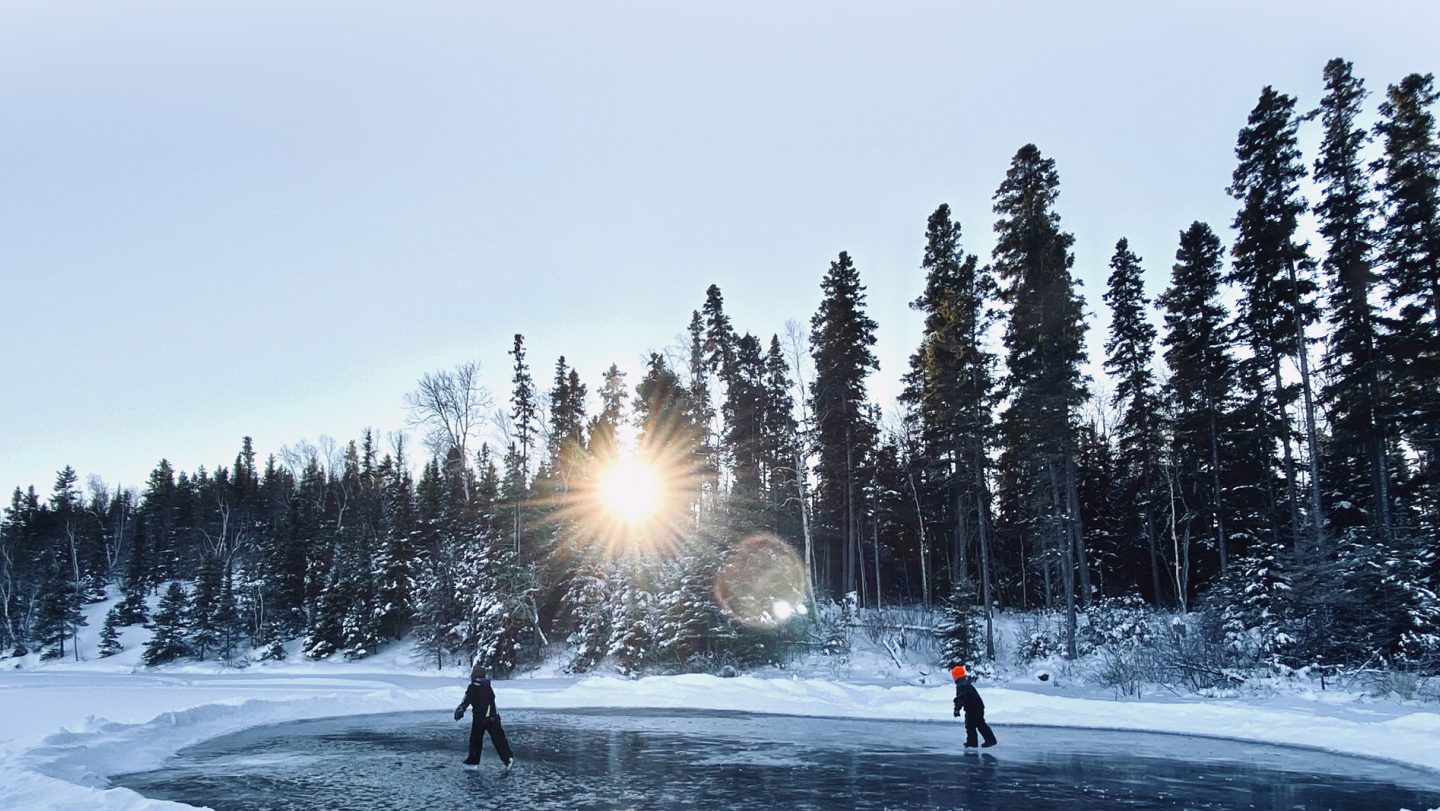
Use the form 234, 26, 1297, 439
951, 665, 997, 748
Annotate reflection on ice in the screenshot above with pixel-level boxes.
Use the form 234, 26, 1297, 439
113, 709, 1440, 811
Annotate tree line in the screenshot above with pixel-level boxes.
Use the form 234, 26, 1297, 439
2, 58, 1437, 676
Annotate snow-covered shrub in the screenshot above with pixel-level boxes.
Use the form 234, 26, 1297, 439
1014, 613, 1065, 664
1080, 595, 1154, 652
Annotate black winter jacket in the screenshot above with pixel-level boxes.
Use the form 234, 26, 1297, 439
456, 678, 500, 721
954, 677, 985, 714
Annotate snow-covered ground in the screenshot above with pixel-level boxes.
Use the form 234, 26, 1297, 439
3, 596, 1439, 810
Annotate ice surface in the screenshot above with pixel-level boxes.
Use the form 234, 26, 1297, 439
110, 710, 1440, 811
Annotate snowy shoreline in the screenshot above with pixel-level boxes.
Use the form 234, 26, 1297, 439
3, 663, 1440, 811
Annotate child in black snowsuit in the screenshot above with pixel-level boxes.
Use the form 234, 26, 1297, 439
455, 664, 514, 769
951, 665, 997, 748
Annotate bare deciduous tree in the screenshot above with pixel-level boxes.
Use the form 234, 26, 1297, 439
404, 361, 492, 464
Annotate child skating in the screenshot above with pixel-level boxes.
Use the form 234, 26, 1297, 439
454, 664, 515, 771
952, 665, 997, 748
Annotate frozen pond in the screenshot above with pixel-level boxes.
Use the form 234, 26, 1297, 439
112, 708, 1440, 810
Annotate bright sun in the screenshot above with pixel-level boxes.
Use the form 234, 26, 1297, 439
601, 459, 659, 523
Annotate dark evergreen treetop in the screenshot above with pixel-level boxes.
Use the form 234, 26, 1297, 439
1227, 86, 1319, 366
1102, 238, 1156, 417
810, 251, 879, 415
1373, 71, 1440, 503
903, 203, 996, 470
992, 144, 1088, 455
1314, 59, 1376, 302
509, 334, 539, 478
1375, 72, 1440, 311
1159, 222, 1232, 398
548, 356, 587, 455
703, 284, 736, 378
1313, 58, 1392, 534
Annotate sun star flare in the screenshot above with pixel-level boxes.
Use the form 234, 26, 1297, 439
601, 459, 659, 523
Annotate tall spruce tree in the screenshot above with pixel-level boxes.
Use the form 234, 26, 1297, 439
588, 364, 628, 463
547, 356, 588, 486
902, 203, 998, 655
31, 551, 83, 660
1102, 238, 1165, 605
1159, 223, 1238, 586
760, 335, 800, 536
509, 334, 539, 556
142, 581, 192, 666
1227, 86, 1323, 550
992, 144, 1090, 657
809, 251, 880, 599
1375, 72, 1440, 521
1314, 58, 1393, 540
1372, 72, 1440, 667
724, 333, 767, 520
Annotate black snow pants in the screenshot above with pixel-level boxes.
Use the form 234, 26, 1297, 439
467, 714, 513, 764
965, 710, 997, 747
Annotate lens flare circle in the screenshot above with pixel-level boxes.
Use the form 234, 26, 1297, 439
601, 459, 659, 522
716, 534, 807, 627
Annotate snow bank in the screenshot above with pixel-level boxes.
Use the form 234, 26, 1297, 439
5, 685, 457, 811
5, 671, 1439, 811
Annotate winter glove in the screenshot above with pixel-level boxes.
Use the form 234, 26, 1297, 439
953, 708, 960, 718
454, 708, 465, 721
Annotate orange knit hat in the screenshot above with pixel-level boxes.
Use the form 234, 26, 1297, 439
951, 665, 966, 679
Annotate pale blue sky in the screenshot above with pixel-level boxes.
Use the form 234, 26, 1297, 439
3, 0, 1437, 497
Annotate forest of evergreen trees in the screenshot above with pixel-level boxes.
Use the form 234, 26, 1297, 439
3, 59, 1437, 680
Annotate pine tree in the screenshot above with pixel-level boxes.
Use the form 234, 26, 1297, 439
992, 144, 1090, 656
723, 333, 767, 516
703, 284, 737, 381
1159, 223, 1239, 589
32, 553, 83, 660
902, 203, 998, 647
373, 442, 416, 641
588, 364, 628, 463
560, 556, 613, 674
97, 606, 124, 657
190, 553, 224, 660
412, 548, 464, 669
1103, 238, 1165, 605
937, 582, 985, 670
687, 311, 719, 510
114, 512, 151, 625
139, 460, 180, 584
142, 581, 192, 666
608, 558, 657, 676
1314, 58, 1393, 540
654, 552, 722, 671
1227, 86, 1323, 549
509, 334, 538, 557
809, 251, 880, 600
1375, 72, 1440, 520
1215, 541, 1294, 669
547, 356, 588, 486
760, 335, 800, 536
457, 532, 529, 674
